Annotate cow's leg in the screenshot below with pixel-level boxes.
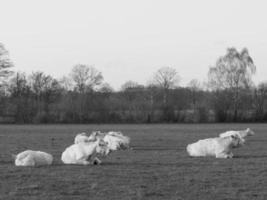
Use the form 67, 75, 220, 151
75, 159, 91, 165
216, 152, 234, 158
227, 152, 234, 158
215, 153, 229, 158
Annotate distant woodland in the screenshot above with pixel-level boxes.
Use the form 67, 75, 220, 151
0, 43, 266, 123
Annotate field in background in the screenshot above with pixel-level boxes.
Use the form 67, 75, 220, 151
0, 124, 267, 200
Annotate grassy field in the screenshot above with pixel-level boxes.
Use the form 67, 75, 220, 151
0, 124, 267, 200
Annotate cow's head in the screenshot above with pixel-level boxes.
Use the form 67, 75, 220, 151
246, 128, 255, 136
88, 131, 105, 141
95, 139, 110, 155
230, 134, 245, 148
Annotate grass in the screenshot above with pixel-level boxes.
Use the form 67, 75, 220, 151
1, 124, 267, 200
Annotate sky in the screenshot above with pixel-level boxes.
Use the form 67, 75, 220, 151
1, 0, 267, 90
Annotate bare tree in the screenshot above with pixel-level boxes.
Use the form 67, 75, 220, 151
208, 47, 256, 121
152, 66, 180, 106
59, 76, 73, 92
30, 71, 61, 115
69, 64, 103, 122
121, 80, 144, 91
98, 82, 114, 93
188, 79, 201, 112
188, 79, 201, 90
9, 72, 29, 97
30, 72, 48, 97
153, 67, 180, 89
70, 64, 103, 93
121, 81, 145, 119
254, 82, 267, 120
8, 72, 32, 122
146, 83, 159, 122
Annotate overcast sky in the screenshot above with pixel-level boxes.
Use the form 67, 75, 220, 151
1, 0, 267, 89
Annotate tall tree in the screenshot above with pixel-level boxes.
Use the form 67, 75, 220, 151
152, 66, 180, 106
9, 72, 29, 97
69, 64, 103, 122
121, 81, 144, 91
254, 82, 267, 121
8, 72, 33, 122
208, 47, 256, 121
30, 71, 61, 119
98, 82, 114, 94
188, 79, 201, 112
59, 76, 73, 92
70, 64, 103, 93
146, 83, 160, 123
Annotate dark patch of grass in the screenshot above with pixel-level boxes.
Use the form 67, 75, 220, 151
0, 124, 267, 200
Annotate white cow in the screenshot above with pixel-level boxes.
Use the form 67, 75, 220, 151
219, 128, 255, 139
186, 135, 244, 158
74, 131, 104, 144
104, 131, 130, 152
61, 138, 109, 165
74, 132, 91, 144
14, 150, 53, 166
88, 131, 130, 154
87, 131, 105, 141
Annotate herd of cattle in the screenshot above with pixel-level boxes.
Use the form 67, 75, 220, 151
12, 128, 255, 166
14, 131, 130, 166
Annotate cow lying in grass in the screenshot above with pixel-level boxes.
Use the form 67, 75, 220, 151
74, 132, 91, 144
186, 135, 244, 158
61, 138, 109, 165
74, 131, 131, 153
71, 131, 130, 164
88, 131, 131, 154
13, 150, 53, 166
219, 128, 255, 139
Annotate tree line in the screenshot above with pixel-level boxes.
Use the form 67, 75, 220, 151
0, 43, 266, 123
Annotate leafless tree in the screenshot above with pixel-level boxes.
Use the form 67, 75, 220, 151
9, 72, 29, 96
59, 76, 73, 92
188, 79, 201, 112
30, 71, 60, 114
152, 66, 180, 106
254, 82, 267, 120
121, 80, 143, 91
153, 67, 180, 89
98, 82, 114, 93
70, 64, 103, 93
8, 72, 32, 122
30, 72, 48, 96
208, 47, 256, 121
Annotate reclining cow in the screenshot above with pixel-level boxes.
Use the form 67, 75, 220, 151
61, 138, 109, 165
13, 150, 53, 166
219, 128, 255, 139
186, 135, 244, 158
88, 131, 131, 154
74, 132, 91, 144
